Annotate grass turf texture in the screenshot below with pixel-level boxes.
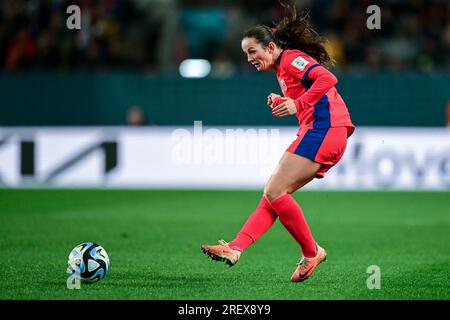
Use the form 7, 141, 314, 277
0, 189, 449, 300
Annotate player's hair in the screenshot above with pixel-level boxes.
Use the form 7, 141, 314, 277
243, 0, 334, 66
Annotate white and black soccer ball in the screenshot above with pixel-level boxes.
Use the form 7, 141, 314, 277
67, 242, 110, 283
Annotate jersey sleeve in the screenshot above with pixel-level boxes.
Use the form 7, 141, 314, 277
294, 65, 338, 112
281, 50, 318, 80
281, 50, 338, 114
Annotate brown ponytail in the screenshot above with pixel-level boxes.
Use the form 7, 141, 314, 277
243, 1, 334, 66
274, 1, 335, 66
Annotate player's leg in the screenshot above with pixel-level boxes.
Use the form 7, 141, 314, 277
268, 127, 350, 281
213, 156, 313, 257
201, 194, 277, 267
200, 146, 318, 266
264, 151, 320, 258
201, 146, 321, 267
228, 195, 277, 251
264, 151, 328, 282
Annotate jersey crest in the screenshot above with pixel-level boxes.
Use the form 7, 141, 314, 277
291, 56, 309, 71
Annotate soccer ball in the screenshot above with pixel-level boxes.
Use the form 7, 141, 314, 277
67, 242, 110, 283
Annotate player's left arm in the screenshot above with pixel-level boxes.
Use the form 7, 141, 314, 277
272, 53, 337, 118
271, 67, 338, 117
293, 65, 337, 113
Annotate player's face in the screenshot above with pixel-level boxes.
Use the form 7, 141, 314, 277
241, 37, 275, 71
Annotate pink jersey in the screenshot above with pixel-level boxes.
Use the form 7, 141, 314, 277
275, 49, 354, 133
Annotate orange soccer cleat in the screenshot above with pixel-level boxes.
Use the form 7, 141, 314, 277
290, 244, 327, 282
201, 240, 242, 267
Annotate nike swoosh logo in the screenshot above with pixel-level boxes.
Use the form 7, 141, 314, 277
298, 265, 315, 278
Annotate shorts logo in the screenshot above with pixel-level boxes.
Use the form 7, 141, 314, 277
291, 56, 309, 71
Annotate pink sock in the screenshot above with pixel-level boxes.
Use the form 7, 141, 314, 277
269, 193, 317, 258
229, 196, 277, 251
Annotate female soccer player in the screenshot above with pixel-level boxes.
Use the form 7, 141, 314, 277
201, 4, 355, 282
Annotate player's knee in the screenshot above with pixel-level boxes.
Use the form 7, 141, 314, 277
264, 186, 287, 202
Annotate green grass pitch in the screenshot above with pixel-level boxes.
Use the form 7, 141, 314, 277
0, 189, 449, 299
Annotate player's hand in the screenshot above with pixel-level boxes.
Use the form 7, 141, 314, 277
267, 93, 281, 107
271, 97, 297, 118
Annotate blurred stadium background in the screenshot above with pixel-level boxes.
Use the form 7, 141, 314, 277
0, 0, 449, 300
0, 0, 449, 125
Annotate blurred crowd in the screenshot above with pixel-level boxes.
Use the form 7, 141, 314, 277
0, 0, 449, 74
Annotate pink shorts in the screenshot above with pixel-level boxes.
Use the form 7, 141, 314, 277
287, 126, 354, 178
